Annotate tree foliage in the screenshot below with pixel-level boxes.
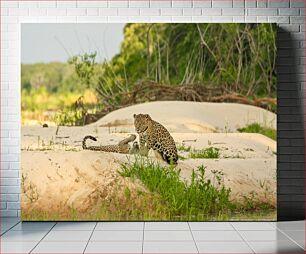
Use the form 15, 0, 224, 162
21, 62, 84, 93
95, 23, 277, 100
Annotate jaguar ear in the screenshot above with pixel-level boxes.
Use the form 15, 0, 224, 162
145, 114, 151, 119
133, 114, 136, 118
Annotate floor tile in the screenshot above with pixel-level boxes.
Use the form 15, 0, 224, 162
275, 221, 305, 231
192, 230, 243, 241
1, 218, 20, 224
85, 241, 142, 253
1, 222, 20, 233
11, 222, 55, 231
197, 241, 253, 253
239, 230, 291, 241
231, 222, 275, 231
52, 222, 96, 231
1, 224, 18, 234
96, 222, 144, 231
282, 230, 305, 241
90, 230, 143, 241
1, 229, 7, 235
145, 222, 189, 231
143, 241, 198, 253
189, 222, 234, 231
282, 230, 305, 249
295, 240, 305, 250
1, 221, 20, 228
249, 240, 304, 253
144, 230, 193, 241
0, 241, 37, 253
32, 241, 87, 253
1, 230, 48, 242
42, 230, 92, 242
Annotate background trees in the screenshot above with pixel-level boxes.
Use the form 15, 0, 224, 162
21, 23, 277, 125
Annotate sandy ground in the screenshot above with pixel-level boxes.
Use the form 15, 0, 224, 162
21, 151, 146, 216
93, 101, 276, 132
21, 102, 277, 217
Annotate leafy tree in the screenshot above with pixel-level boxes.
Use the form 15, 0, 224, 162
92, 23, 277, 101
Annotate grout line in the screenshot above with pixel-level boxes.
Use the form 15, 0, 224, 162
142, 222, 145, 254
268, 221, 277, 229
276, 227, 305, 251
0, 220, 20, 236
187, 222, 200, 254
230, 222, 256, 254
229, 222, 240, 232
29, 222, 57, 254
82, 222, 97, 254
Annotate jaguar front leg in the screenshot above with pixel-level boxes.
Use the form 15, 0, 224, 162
139, 133, 149, 156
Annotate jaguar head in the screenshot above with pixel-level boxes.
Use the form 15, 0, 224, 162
133, 113, 151, 133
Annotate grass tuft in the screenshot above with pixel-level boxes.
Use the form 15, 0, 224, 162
118, 158, 232, 220
238, 123, 276, 141
189, 147, 220, 159
177, 143, 191, 152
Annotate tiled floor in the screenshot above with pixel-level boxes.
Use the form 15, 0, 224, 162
0, 219, 304, 253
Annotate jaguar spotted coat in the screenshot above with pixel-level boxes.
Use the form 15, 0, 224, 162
133, 113, 178, 164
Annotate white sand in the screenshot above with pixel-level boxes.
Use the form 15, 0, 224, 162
21, 151, 146, 215
93, 101, 276, 132
21, 101, 277, 215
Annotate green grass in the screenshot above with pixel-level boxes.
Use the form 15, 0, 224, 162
238, 123, 276, 141
21, 208, 276, 221
177, 144, 220, 160
189, 147, 220, 159
177, 143, 191, 152
118, 159, 233, 220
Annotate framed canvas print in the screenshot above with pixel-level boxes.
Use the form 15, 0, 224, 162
21, 23, 277, 221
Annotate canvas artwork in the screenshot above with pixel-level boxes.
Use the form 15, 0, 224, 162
21, 23, 277, 221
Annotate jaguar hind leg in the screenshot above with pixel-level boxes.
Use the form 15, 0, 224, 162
162, 152, 178, 165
